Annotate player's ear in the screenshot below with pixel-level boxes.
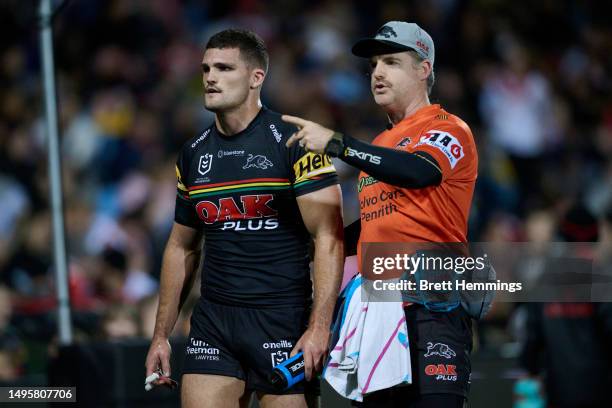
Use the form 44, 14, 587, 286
250, 68, 266, 89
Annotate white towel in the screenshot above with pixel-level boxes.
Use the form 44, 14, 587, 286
324, 275, 412, 401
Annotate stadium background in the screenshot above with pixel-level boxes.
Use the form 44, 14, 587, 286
0, 0, 611, 406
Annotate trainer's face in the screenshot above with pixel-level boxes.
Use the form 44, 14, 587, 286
201, 47, 253, 112
369, 51, 428, 109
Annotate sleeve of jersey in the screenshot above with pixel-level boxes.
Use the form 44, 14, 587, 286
411, 122, 473, 182
289, 143, 339, 197
174, 150, 200, 228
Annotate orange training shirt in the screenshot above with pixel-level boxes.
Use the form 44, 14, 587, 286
357, 104, 478, 269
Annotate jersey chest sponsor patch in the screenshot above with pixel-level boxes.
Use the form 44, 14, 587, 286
194, 194, 280, 231
415, 130, 464, 169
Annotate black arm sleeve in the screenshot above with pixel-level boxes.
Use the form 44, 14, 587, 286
344, 219, 361, 256
337, 134, 442, 188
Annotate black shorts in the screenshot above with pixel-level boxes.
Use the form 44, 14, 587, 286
182, 297, 318, 395
406, 305, 472, 397
355, 305, 472, 407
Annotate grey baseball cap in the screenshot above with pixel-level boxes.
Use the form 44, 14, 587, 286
352, 21, 435, 65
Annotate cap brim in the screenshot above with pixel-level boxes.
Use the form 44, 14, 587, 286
351, 39, 414, 58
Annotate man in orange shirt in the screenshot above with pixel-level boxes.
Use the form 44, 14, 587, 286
284, 21, 477, 407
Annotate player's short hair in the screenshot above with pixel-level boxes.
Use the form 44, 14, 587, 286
206, 29, 269, 73
408, 50, 435, 95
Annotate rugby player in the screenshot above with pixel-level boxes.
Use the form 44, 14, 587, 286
144, 29, 344, 408
284, 21, 478, 407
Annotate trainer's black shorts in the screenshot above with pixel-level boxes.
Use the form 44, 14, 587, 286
354, 305, 472, 407
182, 297, 318, 395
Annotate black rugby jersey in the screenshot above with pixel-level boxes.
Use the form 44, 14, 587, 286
174, 107, 339, 307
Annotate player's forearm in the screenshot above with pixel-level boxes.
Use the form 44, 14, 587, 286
153, 243, 200, 340
309, 230, 344, 329
327, 133, 442, 188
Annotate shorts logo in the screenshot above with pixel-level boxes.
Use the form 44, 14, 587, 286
271, 350, 289, 367
186, 338, 220, 361
425, 364, 457, 381
198, 153, 213, 175
416, 130, 465, 169
424, 342, 456, 359
262, 340, 293, 349
243, 154, 273, 170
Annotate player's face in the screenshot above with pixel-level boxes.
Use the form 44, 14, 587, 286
369, 52, 426, 109
201, 47, 252, 112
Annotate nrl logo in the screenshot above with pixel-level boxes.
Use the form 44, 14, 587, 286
198, 153, 213, 176
377, 26, 397, 39
270, 350, 289, 367
243, 154, 273, 170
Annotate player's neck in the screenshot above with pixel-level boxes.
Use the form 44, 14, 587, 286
387, 93, 430, 124
215, 99, 262, 136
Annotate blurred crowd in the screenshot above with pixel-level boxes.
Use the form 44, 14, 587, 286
0, 0, 611, 388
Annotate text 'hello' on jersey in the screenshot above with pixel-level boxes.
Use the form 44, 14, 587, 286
357, 104, 478, 268
174, 107, 339, 307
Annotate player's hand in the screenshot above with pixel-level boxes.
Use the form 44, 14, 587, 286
282, 115, 335, 154
291, 325, 330, 381
145, 336, 172, 388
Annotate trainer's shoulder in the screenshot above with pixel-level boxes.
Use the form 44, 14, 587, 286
427, 109, 475, 143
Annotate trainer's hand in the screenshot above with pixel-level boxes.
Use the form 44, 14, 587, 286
282, 115, 335, 154
145, 336, 172, 387
291, 325, 330, 381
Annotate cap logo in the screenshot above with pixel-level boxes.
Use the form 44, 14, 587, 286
416, 40, 429, 53
377, 26, 397, 39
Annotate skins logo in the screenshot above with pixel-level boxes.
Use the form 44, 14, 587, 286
195, 194, 279, 230
198, 153, 213, 175
243, 154, 273, 170
424, 342, 456, 359
377, 26, 397, 38
424, 364, 457, 381
346, 147, 381, 164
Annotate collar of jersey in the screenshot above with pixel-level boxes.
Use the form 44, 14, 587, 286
213, 106, 268, 141
393, 104, 441, 129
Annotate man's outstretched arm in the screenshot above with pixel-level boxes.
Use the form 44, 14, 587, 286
145, 222, 203, 383
293, 184, 344, 380
283, 115, 442, 189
